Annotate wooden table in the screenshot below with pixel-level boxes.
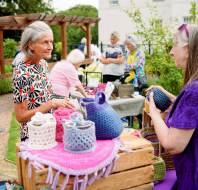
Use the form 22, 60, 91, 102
16, 129, 154, 190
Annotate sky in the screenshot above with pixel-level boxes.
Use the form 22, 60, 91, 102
51, 0, 99, 11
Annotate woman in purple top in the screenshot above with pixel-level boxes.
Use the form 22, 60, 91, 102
147, 24, 198, 190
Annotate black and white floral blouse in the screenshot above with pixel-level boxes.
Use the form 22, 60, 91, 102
13, 59, 53, 141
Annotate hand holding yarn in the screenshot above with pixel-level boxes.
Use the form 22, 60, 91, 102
146, 87, 171, 112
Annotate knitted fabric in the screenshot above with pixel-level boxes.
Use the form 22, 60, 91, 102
63, 120, 96, 153
27, 112, 57, 150
19, 140, 120, 190
53, 108, 76, 142
80, 92, 124, 140
147, 88, 171, 112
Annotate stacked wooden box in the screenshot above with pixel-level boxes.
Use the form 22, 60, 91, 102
16, 129, 154, 190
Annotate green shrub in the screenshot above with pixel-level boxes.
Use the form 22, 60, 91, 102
0, 77, 12, 95
4, 64, 13, 73
3, 38, 17, 58
124, 0, 183, 95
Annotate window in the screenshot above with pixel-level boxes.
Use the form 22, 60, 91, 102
109, 0, 119, 6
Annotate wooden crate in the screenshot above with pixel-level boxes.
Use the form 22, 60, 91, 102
16, 130, 154, 190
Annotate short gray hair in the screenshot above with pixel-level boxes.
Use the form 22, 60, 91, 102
66, 49, 85, 65
111, 31, 120, 39
124, 34, 139, 48
20, 21, 53, 56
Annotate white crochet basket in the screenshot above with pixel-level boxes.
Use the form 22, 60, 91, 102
27, 112, 57, 150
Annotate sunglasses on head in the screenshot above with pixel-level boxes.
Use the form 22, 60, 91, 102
178, 23, 189, 38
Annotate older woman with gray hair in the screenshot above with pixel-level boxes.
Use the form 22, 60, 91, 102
49, 49, 88, 98
100, 31, 125, 83
13, 21, 74, 141
124, 34, 147, 92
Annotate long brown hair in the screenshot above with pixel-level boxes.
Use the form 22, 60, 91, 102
182, 25, 198, 85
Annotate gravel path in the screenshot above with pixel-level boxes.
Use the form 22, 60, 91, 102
0, 93, 17, 181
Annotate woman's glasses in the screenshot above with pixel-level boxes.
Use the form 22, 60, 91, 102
178, 23, 189, 38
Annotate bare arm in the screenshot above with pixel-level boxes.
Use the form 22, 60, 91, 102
148, 93, 194, 155
100, 55, 125, 65
15, 99, 74, 123
76, 84, 88, 98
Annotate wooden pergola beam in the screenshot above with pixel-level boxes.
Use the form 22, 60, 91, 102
0, 14, 100, 74
0, 30, 4, 73
60, 22, 67, 59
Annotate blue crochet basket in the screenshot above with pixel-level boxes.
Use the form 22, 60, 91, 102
80, 92, 124, 140
147, 88, 171, 112
62, 120, 96, 153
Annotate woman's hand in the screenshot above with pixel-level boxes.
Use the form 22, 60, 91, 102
146, 85, 176, 103
147, 92, 161, 117
51, 98, 75, 109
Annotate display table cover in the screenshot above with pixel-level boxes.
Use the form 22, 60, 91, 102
18, 140, 120, 190
108, 95, 145, 117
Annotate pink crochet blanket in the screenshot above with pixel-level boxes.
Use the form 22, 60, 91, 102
19, 140, 120, 190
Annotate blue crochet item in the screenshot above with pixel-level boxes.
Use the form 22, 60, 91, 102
80, 92, 124, 140
63, 120, 96, 153
147, 88, 171, 112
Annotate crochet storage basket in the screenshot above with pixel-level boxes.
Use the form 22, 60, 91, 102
27, 112, 57, 150
80, 92, 124, 140
53, 108, 75, 142
153, 156, 166, 182
62, 120, 96, 153
160, 146, 175, 170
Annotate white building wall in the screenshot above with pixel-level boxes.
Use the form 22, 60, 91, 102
99, 0, 197, 44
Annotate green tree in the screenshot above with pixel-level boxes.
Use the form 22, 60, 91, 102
53, 5, 98, 51
0, 0, 53, 40
0, 0, 53, 16
189, 1, 198, 23
124, 0, 183, 95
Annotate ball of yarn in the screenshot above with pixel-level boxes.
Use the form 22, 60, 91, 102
147, 88, 171, 112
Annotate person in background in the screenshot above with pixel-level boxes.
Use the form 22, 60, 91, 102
13, 21, 74, 141
81, 37, 102, 60
78, 37, 86, 53
147, 24, 198, 190
100, 31, 125, 83
49, 49, 89, 98
124, 34, 147, 93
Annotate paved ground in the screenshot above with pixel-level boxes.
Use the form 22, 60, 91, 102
0, 93, 17, 181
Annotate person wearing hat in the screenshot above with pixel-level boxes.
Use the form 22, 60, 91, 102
124, 34, 147, 92
100, 31, 125, 83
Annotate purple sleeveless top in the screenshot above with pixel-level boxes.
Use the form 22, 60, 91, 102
165, 79, 198, 190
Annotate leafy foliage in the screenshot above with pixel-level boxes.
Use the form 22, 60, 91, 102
189, 1, 198, 23
53, 5, 98, 52
0, 0, 53, 40
124, 0, 183, 95
0, 77, 12, 95
0, 0, 53, 16
3, 38, 17, 58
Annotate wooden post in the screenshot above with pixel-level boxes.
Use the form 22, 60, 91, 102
0, 30, 5, 74
60, 22, 67, 59
85, 23, 91, 59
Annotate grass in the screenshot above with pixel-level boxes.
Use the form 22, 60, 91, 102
6, 113, 20, 164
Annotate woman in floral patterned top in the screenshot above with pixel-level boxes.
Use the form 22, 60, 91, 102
13, 21, 74, 141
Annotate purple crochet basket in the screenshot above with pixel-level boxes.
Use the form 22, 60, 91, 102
62, 120, 96, 153
80, 92, 124, 140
